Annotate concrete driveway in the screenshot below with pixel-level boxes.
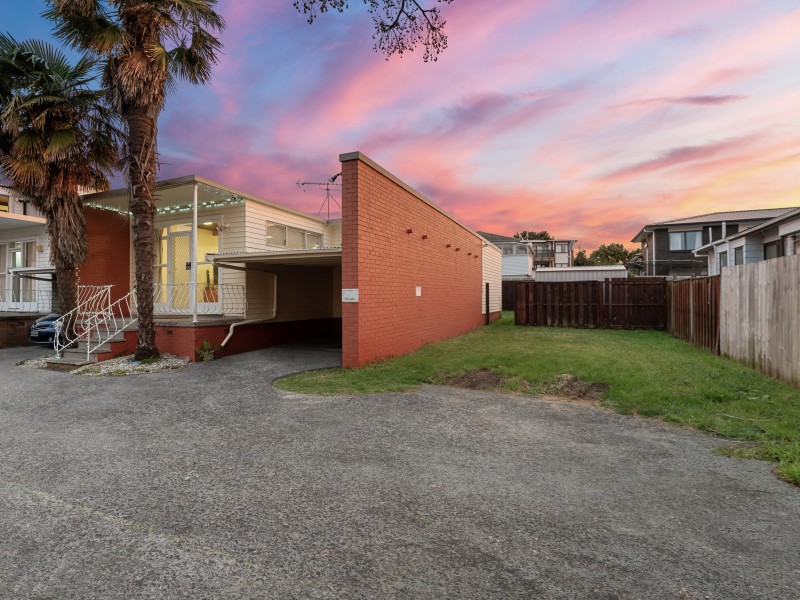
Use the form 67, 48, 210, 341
1, 343, 798, 599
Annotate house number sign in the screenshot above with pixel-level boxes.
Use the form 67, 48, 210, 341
342, 289, 359, 303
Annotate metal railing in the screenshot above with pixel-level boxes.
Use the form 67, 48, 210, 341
83, 289, 138, 361
0, 289, 56, 312
53, 285, 113, 358
153, 283, 247, 317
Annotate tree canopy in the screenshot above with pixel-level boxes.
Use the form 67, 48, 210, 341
0, 33, 119, 316
513, 230, 553, 241
575, 243, 640, 266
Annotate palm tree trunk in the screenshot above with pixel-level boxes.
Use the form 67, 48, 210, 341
46, 206, 81, 339
127, 105, 160, 360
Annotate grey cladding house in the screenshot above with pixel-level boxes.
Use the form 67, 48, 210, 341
631, 208, 797, 276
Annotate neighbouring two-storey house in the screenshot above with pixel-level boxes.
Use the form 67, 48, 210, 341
693, 207, 800, 275
477, 232, 576, 278
630, 208, 797, 277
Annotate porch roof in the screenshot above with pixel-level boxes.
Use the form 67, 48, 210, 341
8, 265, 55, 281
0, 212, 45, 231
81, 174, 325, 223
210, 247, 342, 269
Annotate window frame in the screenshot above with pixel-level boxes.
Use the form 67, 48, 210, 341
266, 221, 324, 250
669, 230, 702, 252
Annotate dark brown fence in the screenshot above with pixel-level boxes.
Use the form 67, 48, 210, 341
604, 278, 667, 329
502, 279, 528, 311
667, 276, 720, 354
514, 278, 667, 329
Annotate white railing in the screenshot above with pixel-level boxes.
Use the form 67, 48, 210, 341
0, 289, 56, 312
53, 285, 113, 358
83, 289, 138, 361
153, 283, 247, 317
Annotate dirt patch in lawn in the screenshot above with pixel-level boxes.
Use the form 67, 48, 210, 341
442, 370, 610, 407
542, 373, 609, 402
443, 368, 505, 390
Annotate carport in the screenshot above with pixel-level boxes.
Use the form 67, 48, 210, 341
208, 247, 343, 355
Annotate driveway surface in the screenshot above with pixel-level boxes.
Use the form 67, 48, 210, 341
1, 343, 798, 599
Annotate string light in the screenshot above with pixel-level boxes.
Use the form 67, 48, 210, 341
84, 184, 246, 216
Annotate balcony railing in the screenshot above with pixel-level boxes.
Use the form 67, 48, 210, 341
152, 283, 247, 317
0, 289, 55, 312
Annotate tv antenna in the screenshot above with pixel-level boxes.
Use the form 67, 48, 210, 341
296, 172, 342, 220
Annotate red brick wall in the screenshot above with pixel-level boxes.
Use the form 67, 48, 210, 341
153, 318, 341, 362
0, 316, 38, 347
79, 208, 131, 303
341, 153, 485, 368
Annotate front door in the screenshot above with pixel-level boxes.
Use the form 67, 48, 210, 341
153, 222, 221, 314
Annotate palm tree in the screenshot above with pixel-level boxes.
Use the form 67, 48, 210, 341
0, 33, 120, 319
45, 0, 226, 360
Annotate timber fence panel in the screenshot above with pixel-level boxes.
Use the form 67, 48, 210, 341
666, 277, 720, 353
514, 279, 665, 329
720, 255, 800, 387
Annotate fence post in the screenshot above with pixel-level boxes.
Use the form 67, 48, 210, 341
485, 282, 490, 325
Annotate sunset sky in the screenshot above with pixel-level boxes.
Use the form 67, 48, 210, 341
6, 0, 800, 249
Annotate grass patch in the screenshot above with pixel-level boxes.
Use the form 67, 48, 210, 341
276, 312, 800, 486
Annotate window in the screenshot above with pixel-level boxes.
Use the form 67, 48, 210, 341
555, 244, 568, 253
734, 247, 743, 265
718, 251, 728, 268
266, 223, 287, 247
266, 221, 324, 250
669, 231, 702, 251
0, 194, 8, 213
764, 240, 781, 260
502, 246, 514, 256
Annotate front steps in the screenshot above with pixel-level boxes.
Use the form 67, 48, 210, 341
47, 324, 138, 370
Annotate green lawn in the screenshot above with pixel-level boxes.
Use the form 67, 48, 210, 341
276, 313, 800, 485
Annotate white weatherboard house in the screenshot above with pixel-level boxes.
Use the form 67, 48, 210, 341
82, 174, 343, 325
0, 185, 52, 312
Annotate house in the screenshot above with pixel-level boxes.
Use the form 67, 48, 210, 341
694, 207, 800, 275
3, 153, 503, 366
0, 185, 51, 313
477, 232, 576, 278
631, 208, 798, 277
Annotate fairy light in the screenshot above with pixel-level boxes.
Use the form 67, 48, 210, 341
84, 184, 246, 216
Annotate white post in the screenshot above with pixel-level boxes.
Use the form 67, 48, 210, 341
191, 182, 198, 323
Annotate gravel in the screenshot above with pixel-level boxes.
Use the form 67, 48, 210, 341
1, 342, 798, 599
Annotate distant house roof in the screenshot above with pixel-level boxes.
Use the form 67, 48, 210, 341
726, 206, 800, 241
631, 207, 798, 242
476, 231, 517, 243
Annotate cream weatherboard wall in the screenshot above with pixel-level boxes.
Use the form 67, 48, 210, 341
482, 242, 502, 314
223, 198, 341, 321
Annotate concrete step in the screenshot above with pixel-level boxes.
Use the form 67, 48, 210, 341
46, 354, 95, 370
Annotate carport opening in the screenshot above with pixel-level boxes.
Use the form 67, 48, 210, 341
209, 249, 343, 361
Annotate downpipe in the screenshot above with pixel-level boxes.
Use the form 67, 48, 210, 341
220, 274, 277, 348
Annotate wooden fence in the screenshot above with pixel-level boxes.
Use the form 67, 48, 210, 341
502, 279, 526, 311
720, 255, 800, 387
666, 276, 720, 354
514, 278, 667, 329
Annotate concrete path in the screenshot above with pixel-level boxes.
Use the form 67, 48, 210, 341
1, 344, 798, 599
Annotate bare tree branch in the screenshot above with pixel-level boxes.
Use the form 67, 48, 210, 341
293, 0, 455, 62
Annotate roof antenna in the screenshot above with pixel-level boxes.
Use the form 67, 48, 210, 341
296, 173, 342, 220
